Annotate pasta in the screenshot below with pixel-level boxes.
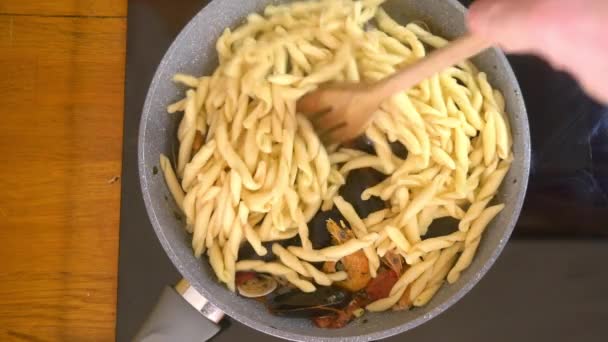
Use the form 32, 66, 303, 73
159, 154, 184, 210
236, 260, 316, 292
159, 0, 514, 318
272, 244, 347, 286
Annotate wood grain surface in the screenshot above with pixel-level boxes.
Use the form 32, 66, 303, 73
0, 1, 126, 340
0, 0, 125, 17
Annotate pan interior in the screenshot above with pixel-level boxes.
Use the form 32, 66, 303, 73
138, 0, 530, 341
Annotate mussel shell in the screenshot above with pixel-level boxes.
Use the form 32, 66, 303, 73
267, 287, 352, 318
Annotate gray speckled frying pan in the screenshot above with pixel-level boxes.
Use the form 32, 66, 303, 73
136, 0, 531, 341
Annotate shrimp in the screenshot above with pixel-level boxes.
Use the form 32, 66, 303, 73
322, 219, 372, 292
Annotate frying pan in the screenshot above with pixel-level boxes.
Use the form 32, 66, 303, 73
136, 0, 531, 341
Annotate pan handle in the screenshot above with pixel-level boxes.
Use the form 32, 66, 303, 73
133, 279, 225, 342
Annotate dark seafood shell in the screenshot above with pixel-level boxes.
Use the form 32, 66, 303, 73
267, 287, 352, 318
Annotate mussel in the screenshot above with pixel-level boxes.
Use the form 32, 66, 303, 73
267, 287, 352, 318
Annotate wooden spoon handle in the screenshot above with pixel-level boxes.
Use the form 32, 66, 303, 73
377, 33, 492, 97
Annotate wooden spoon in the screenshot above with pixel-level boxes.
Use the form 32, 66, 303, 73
296, 34, 492, 143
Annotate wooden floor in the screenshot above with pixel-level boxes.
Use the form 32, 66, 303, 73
0, 1, 126, 341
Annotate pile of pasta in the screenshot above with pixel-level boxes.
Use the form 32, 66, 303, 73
161, 0, 513, 312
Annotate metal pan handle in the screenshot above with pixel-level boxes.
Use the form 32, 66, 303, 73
133, 279, 224, 342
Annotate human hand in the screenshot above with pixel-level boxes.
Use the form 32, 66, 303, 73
468, 0, 608, 103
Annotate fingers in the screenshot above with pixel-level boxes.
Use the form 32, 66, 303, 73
468, 0, 542, 53
468, 0, 608, 103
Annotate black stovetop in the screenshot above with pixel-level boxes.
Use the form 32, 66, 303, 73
117, 1, 608, 341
